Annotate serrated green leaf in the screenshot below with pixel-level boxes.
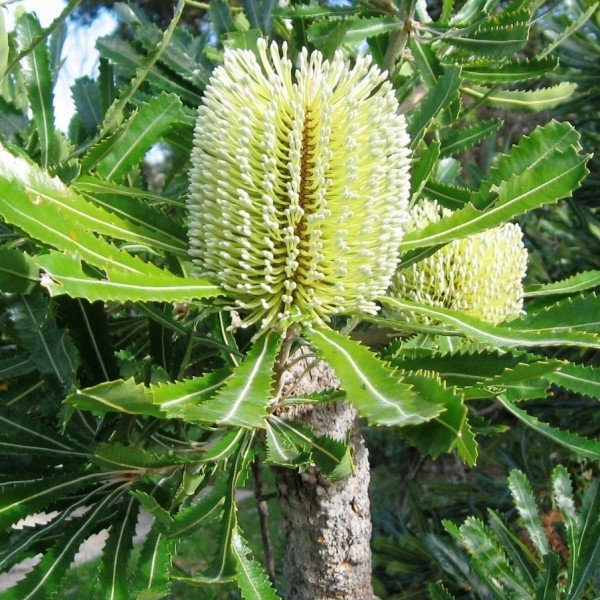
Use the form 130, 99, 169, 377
396, 373, 477, 465
16, 13, 57, 168
0, 481, 109, 573
96, 36, 202, 107
36, 252, 222, 303
0, 413, 87, 459
421, 180, 473, 209
447, 18, 530, 57
508, 469, 549, 557
0, 98, 28, 140
123, 14, 209, 89
264, 420, 310, 467
130, 490, 173, 530
427, 529, 490, 596
568, 478, 600, 600
83, 92, 182, 181
547, 363, 600, 400
463, 82, 577, 111
95, 496, 139, 600
6, 293, 78, 391
525, 270, 600, 298
458, 516, 529, 596
72, 175, 184, 207
0, 146, 187, 259
400, 131, 588, 250
428, 582, 456, 600
540, 3, 598, 59
0, 247, 38, 293
304, 326, 441, 426
534, 553, 559, 600
93, 443, 196, 471
390, 348, 561, 394
242, 0, 276, 33
411, 140, 440, 200
222, 30, 262, 52
0, 352, 35, 379
408, 66, 462, 146
133, 526, 176, 599
487, 510, 539, 587
74, 185, 187, 253
552, 465, 579, 592
409, 39, 442, 88
439, 118, 502, 157
65, 378, 163, 417
381, 297, 600, 349
269, 417, 353, 481
210, 0, 235, 36
167, 484, 226, 539
232, 527, 281, 600
187, 333, 281, 427
458, 57, 559, 83
0, 470, 108, 530
0, 486, 124, 600
172, 436, 253, 583
202, 430, 247, 463
149, 368, 229, 420
71, 76, 102, 134
497, 395, 600, 459
308, 17, 402, 48
519, 294, 600, 333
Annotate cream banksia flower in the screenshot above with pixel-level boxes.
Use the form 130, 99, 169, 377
393, 200, 528, 325
188, 39, 411, 329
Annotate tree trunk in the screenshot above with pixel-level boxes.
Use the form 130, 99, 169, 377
275, 355, 375, 600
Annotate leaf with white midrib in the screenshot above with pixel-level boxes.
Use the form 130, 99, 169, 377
304, 326, 441, 426
401, 145, 588, 251
186, 333, 281, 427
497, 395, 600, 460
92, 92, 183, 181
547, 364, 600, 400
16, 13, 56, 168
232, 527, 281, 600
0, 481, 114, 572
508, 470, 549, 557
37, 251, 222, 304
462, 83, 576, 111
0, 469, 120, 531
380, 296, 600, 350
96, 496, 139, 600
6, 293, 78, 392
133, 525, 176, 597
0, 144, 186, 256
0, 414, 87, 458
0, 485, 125, 600
525, 270, 600, 298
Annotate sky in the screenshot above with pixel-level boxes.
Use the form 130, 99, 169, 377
3, 0, 119, 131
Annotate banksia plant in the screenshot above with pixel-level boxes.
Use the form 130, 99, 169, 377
187, 39, 411, 329
393, 201, 528, 325
0, 3, 597, 600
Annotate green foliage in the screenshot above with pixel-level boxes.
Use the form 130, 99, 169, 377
443, 466, 600, 599
0, 0, 598, 598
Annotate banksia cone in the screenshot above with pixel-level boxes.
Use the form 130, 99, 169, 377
394, 201, 527, 325
188, 40, 411, 329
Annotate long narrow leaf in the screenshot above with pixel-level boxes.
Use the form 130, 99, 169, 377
305, 325, 441, 426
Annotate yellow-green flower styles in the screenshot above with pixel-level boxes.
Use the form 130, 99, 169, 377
188, 40, 411, 329
394, 201, 528, 325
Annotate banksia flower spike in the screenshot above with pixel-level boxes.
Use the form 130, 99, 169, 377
394, 200, 528, 325
188, 39, 411, 330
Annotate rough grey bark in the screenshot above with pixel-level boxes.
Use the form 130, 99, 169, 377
275, 353, 375, 600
